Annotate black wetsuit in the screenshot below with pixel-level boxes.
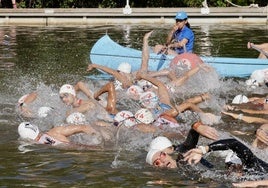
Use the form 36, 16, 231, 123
174, 128, 214, 168
208, 138, 268, 173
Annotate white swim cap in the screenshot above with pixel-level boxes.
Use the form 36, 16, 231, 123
117, 62, 131, 73
18, 122, 40, 140
59, 84, 76, 96
135, 108, 155, 124
246, 69, 268, 88
137, 79, 154, 91
146, 149, 160, 165
66, 112, 86, 124
37, 106, 53, 118
232, 94, 249, 104
245, 78, 259, 88
225, 150, 242, 165
149, 136, 172, 151
126, 85, 143, 99
114, 110, 136, 127
139, 91, 159, 109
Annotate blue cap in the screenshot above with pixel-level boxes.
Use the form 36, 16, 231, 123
175, 11, 188, 20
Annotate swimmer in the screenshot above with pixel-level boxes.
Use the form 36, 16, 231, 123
17, 122, 102, 147
222, 94, 268, 124
59, 84, 113, 123
146, 126, 215, 169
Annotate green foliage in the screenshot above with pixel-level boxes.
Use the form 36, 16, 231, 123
14, 0, 268, 8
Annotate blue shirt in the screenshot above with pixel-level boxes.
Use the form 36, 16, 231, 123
173, 26, 194, 54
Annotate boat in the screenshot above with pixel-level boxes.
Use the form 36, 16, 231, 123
89, 34, 268, 78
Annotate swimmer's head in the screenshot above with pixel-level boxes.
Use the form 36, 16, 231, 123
149, 136, 173, 152
146, 149, 177, 168
114, 110, 136, 127
117, 62, 131, 74
232, 95, 249, 104
135, 108, 155, 124
139, 91, 159, 109
59, 84, 76, 97
37, 106, 53, 118
126, 85, 143, 100
18, 122, 40, 140
66, 112, 86, 124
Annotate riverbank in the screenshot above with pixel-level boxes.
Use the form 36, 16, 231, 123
0, 7, 267, 26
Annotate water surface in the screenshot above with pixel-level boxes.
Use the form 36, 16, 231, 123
0, 24, 267, 187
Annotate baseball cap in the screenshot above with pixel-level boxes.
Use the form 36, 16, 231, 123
175, 11, 188, 20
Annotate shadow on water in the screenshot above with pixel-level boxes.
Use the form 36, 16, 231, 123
0, 24, 267, 187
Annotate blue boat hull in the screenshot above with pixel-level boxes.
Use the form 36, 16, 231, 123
89, 35, 268, 78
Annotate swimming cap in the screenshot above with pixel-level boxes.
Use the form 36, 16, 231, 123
175, 11, 188, 20
135, 108, 155, 124
232, 95, 249, 104
146, 149, 160, 165
59, 84, 76, 97
126, 85, 143, 99
136, 79, 154, 91
66, 112, 86, 124
117, 62, 131, 73
18, 122, 40, 140
37, 106, 53, 118
139, 91, 159, 108
114, 110, 136, 127
149, 136, 172, 151
246, 69, 268, 88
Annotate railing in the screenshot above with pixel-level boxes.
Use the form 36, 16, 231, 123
0, 7, 267, 26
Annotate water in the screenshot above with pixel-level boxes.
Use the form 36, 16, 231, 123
0, 24, 268, 187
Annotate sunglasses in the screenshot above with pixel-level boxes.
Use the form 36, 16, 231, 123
153, 152, 166, 167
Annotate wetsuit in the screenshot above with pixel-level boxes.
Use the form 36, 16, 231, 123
208, 138, 268, 173
174, 128, 214, 168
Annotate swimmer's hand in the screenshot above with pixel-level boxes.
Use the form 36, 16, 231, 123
183, 147, 205, 165
194, 123, 219, 141
87, 64, 95, 72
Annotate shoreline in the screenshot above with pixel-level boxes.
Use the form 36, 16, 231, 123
0, 7, 267, 26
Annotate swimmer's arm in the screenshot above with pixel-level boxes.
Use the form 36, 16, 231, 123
67, 102, 95, 116
74, 81, 94, 99
87, 64, 120, 78
134, 123, 157, 133
232, 180, 268, 187
47, 125, 98, 142
238, 108, 268, 115
21, 92, 38, 105
222, 111, 268, 124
